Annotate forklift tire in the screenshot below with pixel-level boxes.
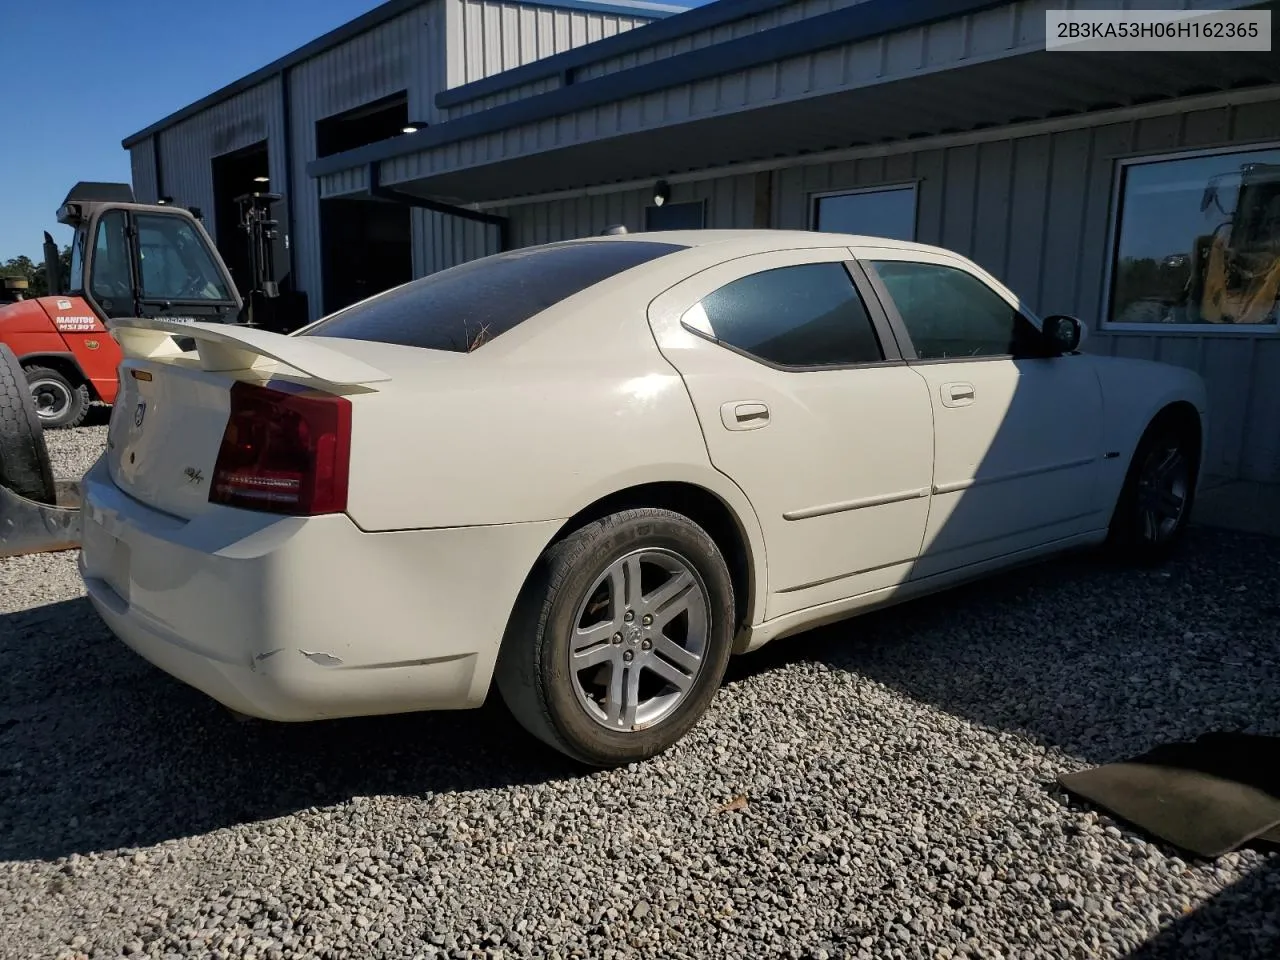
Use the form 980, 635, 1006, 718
0, 345, 58, 505
24, 365, 91, 430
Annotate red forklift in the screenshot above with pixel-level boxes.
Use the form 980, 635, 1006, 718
0, 182, 285, 428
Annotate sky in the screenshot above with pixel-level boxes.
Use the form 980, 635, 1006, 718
0, 0, 406, 262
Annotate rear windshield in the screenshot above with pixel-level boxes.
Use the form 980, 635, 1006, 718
302, 239, 687, 352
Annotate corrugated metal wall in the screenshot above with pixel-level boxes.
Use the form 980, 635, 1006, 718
154, 78, 287, 247
287, 7, 426, 319
420, 0, 664, 274
389, 0, 1260, 188
388, 0, 1054, 184
445, 0, 652, 117
484, 97, 1280, 483
283, 0, 664, 311
494, 172, 760, 244
129, 142, 159, 203
773, 99, 1280, 483
577, 0, 872, 83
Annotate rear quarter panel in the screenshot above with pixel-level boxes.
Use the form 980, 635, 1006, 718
1089, 354, 1210, 507
329, 274, 770, 624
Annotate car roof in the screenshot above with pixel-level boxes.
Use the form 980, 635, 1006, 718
576, 229, 952, 258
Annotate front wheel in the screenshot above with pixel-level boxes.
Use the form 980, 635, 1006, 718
495, 508, 736, 767
24, 365, 90, 429
1106, 417, 1199, 563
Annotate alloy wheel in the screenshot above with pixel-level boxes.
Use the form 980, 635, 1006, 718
568, 548, 710, 731
1135, 441, 1191, 543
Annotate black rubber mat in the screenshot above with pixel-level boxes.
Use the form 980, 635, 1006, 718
1058, 732, 1280, 859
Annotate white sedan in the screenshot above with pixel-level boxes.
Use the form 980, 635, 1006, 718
78, 230, 1207, 767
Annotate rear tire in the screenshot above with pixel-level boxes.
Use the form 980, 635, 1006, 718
1105, 416, 1199, 564
23, 364, 90, 430
495, 508, 736, 767
0, 345, 57, 504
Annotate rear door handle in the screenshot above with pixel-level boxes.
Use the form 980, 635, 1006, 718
721, 401, 770, 431
941, 382, 976, 407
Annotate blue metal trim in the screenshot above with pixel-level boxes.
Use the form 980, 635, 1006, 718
435, 0, 797, 110
309, 0, 1011, 180
120, 0, 686, 149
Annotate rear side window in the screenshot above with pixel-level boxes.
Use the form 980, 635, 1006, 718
690, 262, 884, 368
303, 240, 687, 353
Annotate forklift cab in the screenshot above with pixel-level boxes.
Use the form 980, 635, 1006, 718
56, 182, 243, 327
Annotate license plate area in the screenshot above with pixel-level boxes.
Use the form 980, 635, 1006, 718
104, 537, 132, 602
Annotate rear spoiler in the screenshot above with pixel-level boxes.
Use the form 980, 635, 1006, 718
109, 318, 391, 387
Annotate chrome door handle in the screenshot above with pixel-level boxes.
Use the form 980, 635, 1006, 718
941, 382, 975, 407
721, 400, 770, 431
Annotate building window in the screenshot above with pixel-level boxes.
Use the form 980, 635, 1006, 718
645, 201, 705, 231
1106, 145, 1280, 329
812, 185, 917, 242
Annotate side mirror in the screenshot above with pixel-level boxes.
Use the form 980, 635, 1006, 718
1041, 314, 1083, 355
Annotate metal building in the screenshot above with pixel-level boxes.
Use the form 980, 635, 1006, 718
125, 0, 1280, 486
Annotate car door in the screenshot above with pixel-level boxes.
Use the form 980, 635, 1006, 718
646, 247, 936, 620
859, 248, 1106, 580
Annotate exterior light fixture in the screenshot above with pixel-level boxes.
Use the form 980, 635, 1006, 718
403, 121, 428, 134
157, 196, 174, 205
653, 180, 671, 207
253, 176, 270, 183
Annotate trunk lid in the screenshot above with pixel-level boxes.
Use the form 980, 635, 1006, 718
104, 319, 390, 519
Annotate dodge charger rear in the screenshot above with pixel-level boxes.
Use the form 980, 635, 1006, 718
79, 231, 1206, 767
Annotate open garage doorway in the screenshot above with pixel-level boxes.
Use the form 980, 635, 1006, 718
319, 198, 411, 314
316, 92, 413, 315
211, 140, 270, 296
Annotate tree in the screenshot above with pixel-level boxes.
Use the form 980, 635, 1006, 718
1, 246, 73, 298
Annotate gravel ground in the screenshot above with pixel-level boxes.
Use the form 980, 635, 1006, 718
2, 425, 1279, 960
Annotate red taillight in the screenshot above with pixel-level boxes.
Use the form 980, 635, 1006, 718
210, 380, 352, 516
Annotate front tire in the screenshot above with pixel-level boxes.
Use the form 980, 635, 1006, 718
1106, 416, 1199, 564
495, 508, 736, 767
24, 365, 90, 429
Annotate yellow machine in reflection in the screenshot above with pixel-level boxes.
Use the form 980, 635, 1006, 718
1190, 162, 1280, 324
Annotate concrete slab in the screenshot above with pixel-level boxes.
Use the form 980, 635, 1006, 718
1193, 477, 1280, 538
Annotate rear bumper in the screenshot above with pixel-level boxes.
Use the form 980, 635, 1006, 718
78, 459, 560, 721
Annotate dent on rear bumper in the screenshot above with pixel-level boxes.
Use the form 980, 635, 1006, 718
78, 459, 561, 721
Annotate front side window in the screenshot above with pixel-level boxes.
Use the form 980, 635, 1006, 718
304, 239, 687, 353
814, 186, 917, 242
871, 260, 1037, 360
688, 262, 884, 367
1108, 147, 1280, 327
89, 211, 133, 302
135, 214, 233, 302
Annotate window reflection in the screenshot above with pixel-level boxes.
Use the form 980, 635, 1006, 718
814, 187, 917, 242
1109, 149, 1280, 326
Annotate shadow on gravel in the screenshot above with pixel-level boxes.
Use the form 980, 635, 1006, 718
83, 405, 112, 427
726, 525, 1280, 955
728, 526, 1280, 770
4, 527, 1278, 871
1121, 855, 1280, 957
0, 598, 578, 862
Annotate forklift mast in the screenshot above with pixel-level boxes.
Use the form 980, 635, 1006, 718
234, 192, 283, 328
